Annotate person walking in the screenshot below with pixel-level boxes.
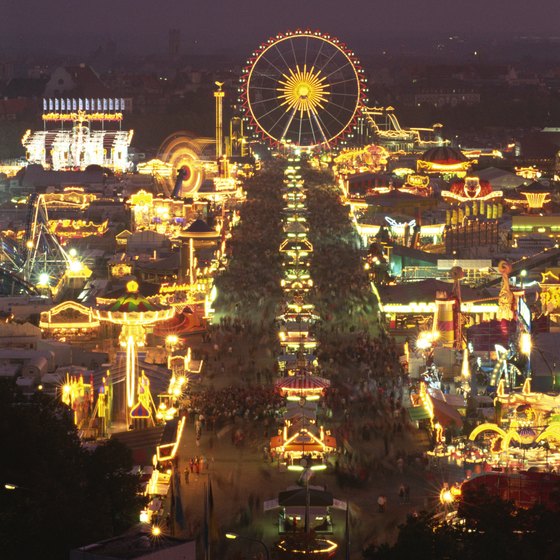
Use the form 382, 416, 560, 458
377, 494, 386, 513
399, 484, 405, 504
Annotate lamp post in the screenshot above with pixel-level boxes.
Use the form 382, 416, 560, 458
225, 532, 270, 560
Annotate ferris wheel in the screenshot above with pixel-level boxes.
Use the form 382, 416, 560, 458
241, 31, 366, 149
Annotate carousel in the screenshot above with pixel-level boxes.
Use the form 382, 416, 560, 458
95, 280, 174, 424
416, 146, 472, 178
276, 375, 331, 399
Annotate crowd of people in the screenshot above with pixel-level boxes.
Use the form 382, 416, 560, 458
305, 177, 380, 336
184, 384, 284, 437
177, 161, 426, 555
213, 167, 286, 325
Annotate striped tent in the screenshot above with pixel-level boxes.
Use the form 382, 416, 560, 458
276, 375, 330, 397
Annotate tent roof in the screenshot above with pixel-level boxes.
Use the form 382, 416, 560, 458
279, 488, 333, 507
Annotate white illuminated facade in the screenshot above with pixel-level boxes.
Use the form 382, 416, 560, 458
22, 98, 133, 173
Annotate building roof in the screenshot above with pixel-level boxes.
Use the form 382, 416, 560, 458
71, 529, 194, 559
184, 218, 216, 235
521, 129, 560, 159
421, 146, 468, 164
18, 165, 106, 189
279, 488, 333, 507
476, 167, 526, 191
378, 278, 489, 305
63, 64, 111, 97
3, 77, 47, 98
390, 245, 443, 266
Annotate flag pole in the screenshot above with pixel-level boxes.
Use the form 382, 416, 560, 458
345, 501, 350, 560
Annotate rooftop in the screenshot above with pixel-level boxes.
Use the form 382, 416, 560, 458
71, 529, 194, 560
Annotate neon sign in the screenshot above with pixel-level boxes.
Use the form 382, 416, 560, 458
42, 111, 123, 122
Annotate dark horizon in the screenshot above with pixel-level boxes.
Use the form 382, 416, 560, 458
3, 0, 560, 58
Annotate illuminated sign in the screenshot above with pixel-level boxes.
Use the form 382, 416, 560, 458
385, 216, 416, 229
441, 190, 503, 203
406, 174, 430, 188
42, 111, 123, 122
381, 302, 498, 314
43, 97, 125, 112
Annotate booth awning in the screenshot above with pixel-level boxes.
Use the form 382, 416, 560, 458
407, 405, 431, 421
276, 375, 330, 395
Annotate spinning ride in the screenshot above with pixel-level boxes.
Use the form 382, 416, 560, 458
156, 133, 212, 197
242, 31, 366, 148
95, 281, 174, 419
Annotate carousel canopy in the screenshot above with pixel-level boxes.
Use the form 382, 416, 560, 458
421, 146, 468, 165
96, 280, 174, 323
103, 295, 166, 313
518, 181, 551, 195
276, 375, 330, 394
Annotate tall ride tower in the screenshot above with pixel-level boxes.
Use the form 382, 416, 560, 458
214, 82, 225, 162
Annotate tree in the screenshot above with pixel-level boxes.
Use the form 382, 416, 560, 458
363, 489, 560, 560
0, 381, 144, 560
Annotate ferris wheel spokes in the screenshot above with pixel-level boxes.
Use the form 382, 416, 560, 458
280, 106, 298, 143
310, 110, 331, 146
242, 31, 365, 148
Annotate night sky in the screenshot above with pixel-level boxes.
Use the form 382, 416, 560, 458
3, 0, 560, 55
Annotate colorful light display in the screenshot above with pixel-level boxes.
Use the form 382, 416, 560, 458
95, 280, 174, 413
242, 31, 366, 148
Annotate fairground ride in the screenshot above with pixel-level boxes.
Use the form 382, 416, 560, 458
356, 106, 447, 152
0, 194, 74, 288
240, 30, 367, 150
154, 133, 213, 198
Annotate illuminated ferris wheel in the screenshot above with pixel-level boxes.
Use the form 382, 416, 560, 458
241, 31, 366, 149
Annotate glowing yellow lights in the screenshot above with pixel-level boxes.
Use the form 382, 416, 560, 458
439, 482, 462, 506
68, 259, 83, 273
278, 65, 329, 116
156, 416, 186, 462
126, 335, 136, 408
520, 332, 532, 356
277, 539, 338, 554
151, 526, 161, 537
42, 111, 123, 122
126, 280, 139, 293
416, 330, 439, 350
166, 334, 179, 346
